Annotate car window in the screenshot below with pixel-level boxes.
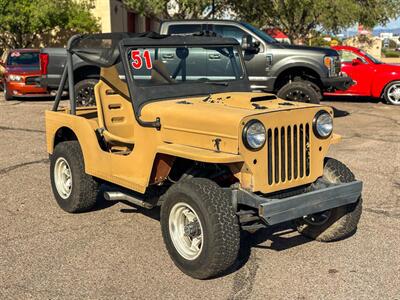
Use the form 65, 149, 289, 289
168, 24, 203, 35
7, 51, 39, 66
338, 50, 366, 63
213, 25, 246, 43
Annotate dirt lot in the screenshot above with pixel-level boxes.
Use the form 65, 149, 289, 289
0, 93, 399, 299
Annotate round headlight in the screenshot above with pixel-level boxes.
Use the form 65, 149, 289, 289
313, 111, 333, 139
243, 120, 266, 150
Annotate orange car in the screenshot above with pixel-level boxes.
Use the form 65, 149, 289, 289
0, 49, 50, 101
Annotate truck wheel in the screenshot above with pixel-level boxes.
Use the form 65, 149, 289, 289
50, 141, 100, 213
74, 79, 98, 107
160, 178, 240, 279
294, 158, 362, 242
277, 80, 321, 104
3, 83, 13, 101
383, 81, 400, 105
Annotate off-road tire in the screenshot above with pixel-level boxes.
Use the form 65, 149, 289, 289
50, 141, 100, 213
160, 178, 240, 279
383, 80, 400, 105
74, 79, 98, 107
277, 80, 322, 104
3, 84, 13, 101
294, 158, 362, 242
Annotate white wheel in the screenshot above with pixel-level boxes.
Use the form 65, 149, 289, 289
169, 202, 204, 260
384, 81, 400, 105
54, 157, 72, 199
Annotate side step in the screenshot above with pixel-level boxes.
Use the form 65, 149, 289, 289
103, 191, 154, 209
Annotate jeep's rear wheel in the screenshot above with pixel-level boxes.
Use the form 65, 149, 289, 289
160, 178, 240, 279
50, 141, 100, 213
294, 158, 362, 242
277, 80, 321, 104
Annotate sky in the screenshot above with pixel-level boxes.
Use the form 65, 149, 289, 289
375, 17, 400, 29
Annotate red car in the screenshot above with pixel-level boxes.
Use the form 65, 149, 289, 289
0, 49, 49, 101
326, 45, 400, 105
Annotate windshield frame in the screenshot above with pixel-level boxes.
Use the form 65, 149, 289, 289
119, 40, 251, 115
240, 22, 278, 44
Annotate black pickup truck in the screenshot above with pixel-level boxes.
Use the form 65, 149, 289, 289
41, 20, 352, 104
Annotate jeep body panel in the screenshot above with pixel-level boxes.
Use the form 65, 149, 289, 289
46, 89, 336, 194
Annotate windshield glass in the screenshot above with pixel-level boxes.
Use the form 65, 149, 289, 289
240, 22, 278, 43
360, 50, 382, 64
7, 51, 39, 66
126, 45, 245, 85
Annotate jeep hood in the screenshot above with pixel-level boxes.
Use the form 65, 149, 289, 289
141, 92, 321, 154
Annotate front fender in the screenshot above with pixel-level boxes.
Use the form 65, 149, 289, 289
272, 57, 327, 79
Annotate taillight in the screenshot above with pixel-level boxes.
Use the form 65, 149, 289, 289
40, 53, 49, 75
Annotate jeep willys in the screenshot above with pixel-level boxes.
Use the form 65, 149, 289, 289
46, 33, 362, 279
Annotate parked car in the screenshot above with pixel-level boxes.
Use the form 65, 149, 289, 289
327, 45, 400, 105
159, 20, 353, 103
47, 33, 362, 279
0, 49, 50, 100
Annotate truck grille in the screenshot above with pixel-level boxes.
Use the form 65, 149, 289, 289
267, 124, 311, 185
25, 76, 40, 86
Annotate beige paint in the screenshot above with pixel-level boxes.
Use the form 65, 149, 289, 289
45, 67, 339, 195
84, 0, 160, 33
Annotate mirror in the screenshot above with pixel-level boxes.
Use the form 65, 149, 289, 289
352, 58, 363, 66
241, 35, 260, 53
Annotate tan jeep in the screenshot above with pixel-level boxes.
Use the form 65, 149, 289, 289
45, 33, 362, 279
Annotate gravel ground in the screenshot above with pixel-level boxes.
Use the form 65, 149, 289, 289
0, 93, 399, 299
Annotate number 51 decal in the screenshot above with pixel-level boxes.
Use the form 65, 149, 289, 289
131, 49, 152, 70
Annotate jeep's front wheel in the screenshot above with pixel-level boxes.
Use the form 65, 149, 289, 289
160, 178, 240, 279
50, 141, 100, 213
294, 158, 362, 242
277, 80, 321, 104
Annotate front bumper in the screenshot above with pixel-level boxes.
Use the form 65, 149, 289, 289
321, 76, 354, 91
233, 181, 362, 225
6, 81, 50, 97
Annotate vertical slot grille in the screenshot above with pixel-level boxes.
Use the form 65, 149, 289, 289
274, 128, 279, 183
267, 123, 311, 185
267, 129, 273, 185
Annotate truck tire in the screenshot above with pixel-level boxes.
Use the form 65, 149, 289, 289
277, 80, 322, 104
3, 83, 13, 101
74, 79, 98, 107
50, 141, 100, 213
383, 80, 400, 105
160, 178, 240, 279
294, 158, 362, 242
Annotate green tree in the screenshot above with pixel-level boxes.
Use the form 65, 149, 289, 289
0, 0, 100, 49
227, 0, 400, 42
122, 0, 224, 20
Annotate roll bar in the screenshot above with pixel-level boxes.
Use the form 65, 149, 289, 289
52, 34, 82, 114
